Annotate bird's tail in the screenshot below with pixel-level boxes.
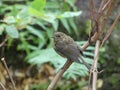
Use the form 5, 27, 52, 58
79, 57, 91, 70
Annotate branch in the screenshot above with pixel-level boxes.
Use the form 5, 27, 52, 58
47, 60, 73, 90
47, 1, 118, 90
88, 0, 117, 44
1, 57, 16, 90
0, 82, 6, 90
92, 40, 100, 90
0, 35, 8, 48
100, 14, 120, 47
89, 0, 96, 28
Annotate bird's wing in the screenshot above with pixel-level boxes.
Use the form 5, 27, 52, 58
54, 43, 91, 70
54, 43, 81, 63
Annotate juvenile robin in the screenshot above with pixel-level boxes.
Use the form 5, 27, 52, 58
53, 31, 91, 70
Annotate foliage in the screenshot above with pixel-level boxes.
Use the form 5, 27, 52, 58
0, 1, 94, 89
0, 0, 120, 90
0, 0, 93, 80
0, 0, 82, 49
27, 41, 94, 79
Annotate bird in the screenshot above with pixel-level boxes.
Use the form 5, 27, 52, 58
53, 31, 91, 70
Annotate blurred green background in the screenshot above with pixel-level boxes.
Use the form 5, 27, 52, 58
0, 0, 120, 90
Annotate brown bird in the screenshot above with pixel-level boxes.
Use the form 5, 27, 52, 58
53, 31, 91, 70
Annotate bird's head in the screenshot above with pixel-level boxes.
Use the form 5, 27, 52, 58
53, 32, 66, 42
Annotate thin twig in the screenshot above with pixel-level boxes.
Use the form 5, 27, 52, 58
89, 0, 97, 42
90, 0, 114, 43
100, 14, 120, 47
101, 0, 111, 11
47, 60, 73, 90
99, 0, 116, 34
81, 41, 90, 51
0, 82, 6, 90
92, 40, 100, 90
88, 40, 101, 90
89, 0, 96, 28
0, 35, 8, 48
88, 69, 92, 90
97, 0, 110, 22
1, 57, 16, 90
98, 0, 106, 12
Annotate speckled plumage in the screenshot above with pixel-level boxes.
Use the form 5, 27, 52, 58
53, 32, 90, 70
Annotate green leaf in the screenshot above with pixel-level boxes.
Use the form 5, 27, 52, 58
17, 8, 29, 19
29, 0, 46, 17
76, 41, 87, 45
82, 57, 93, 64
51, 20, 59, 30
57, 11, 82, 18
29, 7, 44, 17
68, 18, 78, 36
66, 0, 75, 7
18, 32, 30, 54
60, 18, 71, 33
4, 16, 16, 24
86, 46, 95, 50
27, 48, 66, 65
63, 62, 89, 79
7, 38, 14, 48
5, 25, 19, 38
83, 51, 94, 57
66, 0, 77, 11
36, 21, 47, 30
46, 29, 54, 48
43, 13, 56, 23
26, 26, 44, 40
31, 0, 46, 11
